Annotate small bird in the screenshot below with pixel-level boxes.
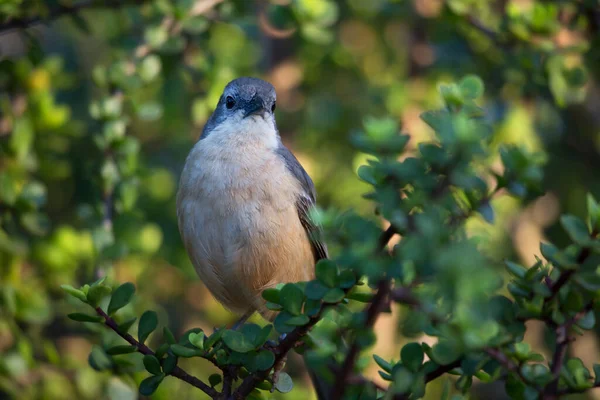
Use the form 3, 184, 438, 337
176, 77, 327, 326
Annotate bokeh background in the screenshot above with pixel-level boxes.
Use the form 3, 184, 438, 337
1, 0, 599, 399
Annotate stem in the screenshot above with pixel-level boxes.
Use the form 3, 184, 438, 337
330, 280, 391, 400
544, 245, 592, 304
94, 307, 218, 398
393, 359, 462, 400
544, 302, 596, 397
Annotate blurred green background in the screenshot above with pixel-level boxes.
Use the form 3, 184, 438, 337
1, 0, 599, 399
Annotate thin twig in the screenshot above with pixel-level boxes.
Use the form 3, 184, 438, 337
545, 302, 596, 397
94, 307, 218, 397
484, 348, 521, 376
330, 280, 391, 400
393, 359, 462, 400
544, 244, 592, 304
222, 367, 234, 398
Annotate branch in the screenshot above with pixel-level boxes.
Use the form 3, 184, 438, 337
545, 302, 596, 397
94, 307, 218, 398
484, 348, 521, 376
392, 359, 462, 400
235, 225, 399, 399
330, 279, 391, 400
222, 366, 234, 398
544, 244, 592, 304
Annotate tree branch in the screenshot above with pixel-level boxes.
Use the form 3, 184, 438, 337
544, 244, 592, 304
94, 307, 218, 398
545, 301, 596, 397
392, 359, 462, 400
330, 279, 391, 400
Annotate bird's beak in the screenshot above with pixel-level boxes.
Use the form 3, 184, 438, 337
243, 97, 267, 118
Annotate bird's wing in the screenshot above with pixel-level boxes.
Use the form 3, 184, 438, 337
276, 144, 328, 261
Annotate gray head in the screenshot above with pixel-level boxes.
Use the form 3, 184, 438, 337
201, 77, 278, 139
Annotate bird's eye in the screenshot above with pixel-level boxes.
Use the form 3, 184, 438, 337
271, 102, 276, 112
225, 96, 236, 109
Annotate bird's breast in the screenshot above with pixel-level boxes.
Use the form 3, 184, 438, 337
176, 135, 315, 317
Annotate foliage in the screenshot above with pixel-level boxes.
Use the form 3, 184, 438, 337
2, 1, 600, 400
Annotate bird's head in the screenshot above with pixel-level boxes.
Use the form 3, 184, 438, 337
200, 77, 278, 141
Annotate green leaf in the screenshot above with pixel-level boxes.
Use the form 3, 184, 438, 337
139, 374, 164, 396
279, 283, 304, 315
143, 355, 162, 375
576, 311, 596, 330
138, 311, 158, 344
316, 259, 338, 288
305, 299, 321, 317
89, 346, 112, 371
106, 345, 137, 355
254, 350, 275, 370
587, 193, 600, 231
266, 302, 283, 311
273, 312, 296, 334
274, 372, 293, 393
117, 317, 136, 334
67, 313, 103, 323
347, 291, 373, 303
337, 270, 356, 289
155, 343, 169, 359
285, 315, 310, 326
373, 354, 392, 373
163, 327, 176, 344
505, 261, 527, 279
357, 165, 377, 185
323, 288, 345, 303
222, 330, 256, 353
262, 288, 281, 304
253, 325, 273, 348
392, 365, 413, 394
540, 242, 577, 269
593, 364, 600, 385
378, 370, 393, 381
170, 344, 201, 358
459, 75, 485, 99
107, 283, 135, 315
87, 284, 112, 307
204, 329, 224, 350
209, 373, 222, 387
401, 342, 424, 372
431, 341, 461, 365
561, 215, 591, 246
163, 354, 177, 374
305, 280, 329, 300
189, 332, 205, 349
138, 55, 161, 82
60, 285, 88, 303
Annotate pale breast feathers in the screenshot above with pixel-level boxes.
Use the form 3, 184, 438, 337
177, 125, 322, 318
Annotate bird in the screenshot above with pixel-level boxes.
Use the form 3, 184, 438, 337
176, 76, 328, 327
